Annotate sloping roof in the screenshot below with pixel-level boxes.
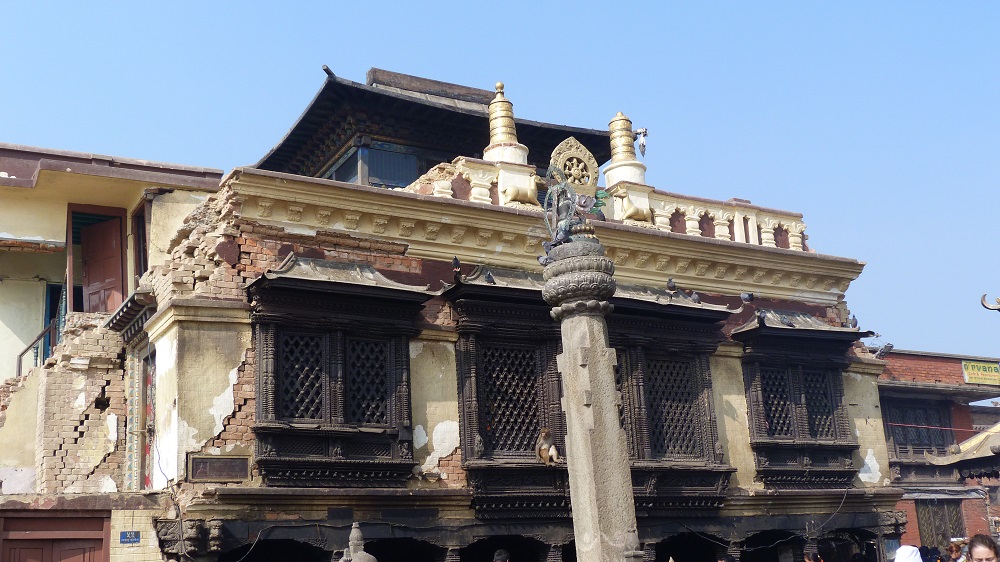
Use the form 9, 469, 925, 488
255, 69, 612, 174
0, 142, 222, 191
249, 253, 431, 296
924, 420, 1000, 477
731, 309, 870, 340
444, 265, 736, 320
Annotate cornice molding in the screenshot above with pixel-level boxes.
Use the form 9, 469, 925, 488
228, 169, 864, 305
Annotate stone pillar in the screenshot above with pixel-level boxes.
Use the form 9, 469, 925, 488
542, 230, 641, 562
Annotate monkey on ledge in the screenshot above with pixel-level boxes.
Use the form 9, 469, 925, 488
536, 428, 561, 466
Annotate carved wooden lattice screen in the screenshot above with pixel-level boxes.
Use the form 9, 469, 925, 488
915, 499, 964, 549
646, 357, 702, 458
760, 367, 795, 438
346, 337, 389, 425
277, 332, 327, 420
802, 369, 836, 439
477, 344, 540, 453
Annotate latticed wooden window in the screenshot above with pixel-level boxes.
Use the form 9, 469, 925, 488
885, 401, 952, 458
346, 338, 389, 425
646, 357, 702, 457
749, 364, 845, 442
477, 344, 540, 453
802, 369, 836, 439
277, 332, 327, 420
274, 328, 393, 427
916, 499, 965, 549
760, 367, 795, 438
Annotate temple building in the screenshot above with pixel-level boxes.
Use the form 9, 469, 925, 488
6, 68, 997, 561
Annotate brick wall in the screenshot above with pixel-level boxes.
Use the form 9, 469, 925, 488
883, 353, 966, 385
897, 499, 919, 545
36, 313, 126, 494
962, 493, 991, 537
109, 509, 163, 562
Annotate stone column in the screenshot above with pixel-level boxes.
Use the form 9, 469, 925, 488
542, 230, 641, 562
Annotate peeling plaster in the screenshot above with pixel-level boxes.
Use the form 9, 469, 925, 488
106, 413, 118, 443
0, 467, 35, 493
413, 425, 428, 449
74, 392, 86, 409
421, 420, 460, 471
410, 341, 425, 358
209, 367, 238, 437
177, 418, 200, 453
98, 474, 117, 493
858, 448, 882, 483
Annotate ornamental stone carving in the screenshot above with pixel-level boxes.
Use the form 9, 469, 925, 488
549, 137, 600, 197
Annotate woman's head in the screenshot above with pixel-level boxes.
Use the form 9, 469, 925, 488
949, 543, 966, 559
805, 553, 823, 562
968, 534, 999, 562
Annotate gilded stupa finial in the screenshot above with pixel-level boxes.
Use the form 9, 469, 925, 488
609, 112, 638, 164
488, 81, 518, 145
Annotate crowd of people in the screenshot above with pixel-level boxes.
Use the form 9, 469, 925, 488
895, 535, 999, 562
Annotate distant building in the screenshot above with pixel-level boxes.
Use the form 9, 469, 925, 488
0, 69, 926, 562
878, 349, 1000, 547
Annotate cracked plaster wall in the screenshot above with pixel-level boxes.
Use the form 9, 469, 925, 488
0, 372, 39, 492
148, 191, 208, 268
710, 346, 759, 491
149, 310, 251, 489
844, 368, 890, 486
409, 339, 463, 485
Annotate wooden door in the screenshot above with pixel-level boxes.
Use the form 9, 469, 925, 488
3, 539, 100, 562
3, 540, 49, 562
80, 218, 123, 313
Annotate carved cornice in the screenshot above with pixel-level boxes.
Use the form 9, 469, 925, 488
226, 169, 864, 305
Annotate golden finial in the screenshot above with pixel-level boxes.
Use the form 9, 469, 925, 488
488, 81, 518, 145
609, 112, 638, 163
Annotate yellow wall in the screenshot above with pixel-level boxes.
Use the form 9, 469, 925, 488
148, 190, 208, 267
711, 344, 760, 490
0, 373, 39, 492
844, 362, 891, 487
409, 336, 461, 475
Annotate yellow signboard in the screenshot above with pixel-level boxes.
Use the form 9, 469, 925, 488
962, 360, 1000, 386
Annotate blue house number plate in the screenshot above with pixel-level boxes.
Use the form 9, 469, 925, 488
120, 531, 141, 545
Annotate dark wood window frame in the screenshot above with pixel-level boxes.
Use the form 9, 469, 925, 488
735, 327, 861, 490
249, 273, 425, 488
449, 279, 735, 519
884, 399, 954, 460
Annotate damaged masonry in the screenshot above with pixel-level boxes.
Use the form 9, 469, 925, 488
3, 68, 992, 562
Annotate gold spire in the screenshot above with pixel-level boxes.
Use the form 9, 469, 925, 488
609, 112, 638, 163
488, 81, 518, 145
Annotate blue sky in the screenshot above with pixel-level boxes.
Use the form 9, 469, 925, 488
3, 3, 998, 358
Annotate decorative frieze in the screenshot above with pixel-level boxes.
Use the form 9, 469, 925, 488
229, 176, 861, 305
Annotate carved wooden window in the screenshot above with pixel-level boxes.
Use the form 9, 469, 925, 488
461, 336, 561, 459
477, 344, 541, 453
746, 364, 848, 442
248, 262, 426, 488
915, 499, 964, 549
884, 400, 953, 459
272, 329, 395, 427
616, 346, 718, 462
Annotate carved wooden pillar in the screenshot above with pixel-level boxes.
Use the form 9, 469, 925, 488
445, 548, 462, 562
328, 331, 342, 423
726, 540, 743, 562
258, 324, 276, 422
803, 538, 819, 557
546, 544, 564, 562
643, 544, 656, 562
